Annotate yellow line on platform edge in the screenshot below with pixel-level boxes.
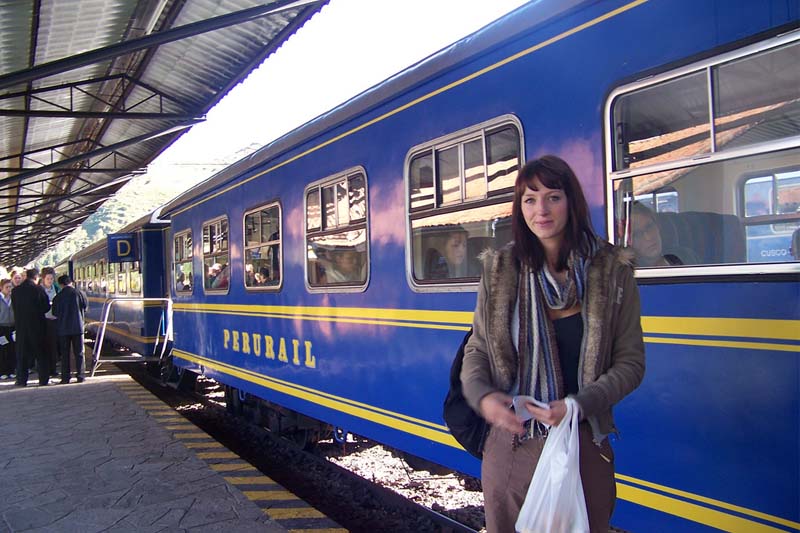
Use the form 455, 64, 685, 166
224, 476, 277, 485
211, 463, 257, 472
265, 508, 324, 519
242, 490, 297, 501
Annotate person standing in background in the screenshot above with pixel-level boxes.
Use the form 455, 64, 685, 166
52, 275, 88, 384
12, 268, 50, 386
40, 267, 60, 377
0, 278, 15, 379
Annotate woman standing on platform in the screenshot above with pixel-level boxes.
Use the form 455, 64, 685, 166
0, 278, 15, 379
40, 267, 60, 377
460, 155, 646, 532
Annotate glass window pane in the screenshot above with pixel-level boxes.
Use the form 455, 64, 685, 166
307, 229, 367, 286
322, 184, 336, 229
245, 212, 260, 246
174, 237, 181, 261
202, 225, 212, 254
245, 245, 280, 288
205, 255, 230, 290
437, 146, 461, 205
336, 180, 349, 226
117, 271, 127, 294
349, 174, 366, 221
486, 126, 520, 194
409, 152, 434, 210
130, 270, 141, 294
464, 138, 485, 200
411, 202, 513, 282
176, 262, 192, 292
714, 42, 800, 151
262, 206, 280, 243
777, 170, 800, 215
744, 177, 773, 217
307, 189, 321, 231
614, 146, 800, 266
219, 220, 228, 252
613, 71, 710, 170
184, 234, 192, 259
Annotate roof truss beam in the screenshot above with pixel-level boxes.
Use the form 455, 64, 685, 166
0, 121, 200, 188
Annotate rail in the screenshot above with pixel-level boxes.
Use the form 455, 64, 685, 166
90, 297, 173, 377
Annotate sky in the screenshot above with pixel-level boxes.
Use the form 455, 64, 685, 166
153, 0, 529, 171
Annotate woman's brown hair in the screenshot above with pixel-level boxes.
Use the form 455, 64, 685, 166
511, 155, 595, 271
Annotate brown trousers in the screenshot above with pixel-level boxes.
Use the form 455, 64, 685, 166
481, 422, 616, 533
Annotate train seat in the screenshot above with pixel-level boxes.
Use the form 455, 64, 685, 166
655, 211, 746, 265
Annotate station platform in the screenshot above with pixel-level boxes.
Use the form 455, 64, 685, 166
0, 369, 347, 533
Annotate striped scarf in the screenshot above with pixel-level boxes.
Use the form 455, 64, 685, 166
518, 243, 595, 438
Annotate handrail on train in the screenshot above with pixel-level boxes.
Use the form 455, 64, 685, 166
90, 297, 173, 377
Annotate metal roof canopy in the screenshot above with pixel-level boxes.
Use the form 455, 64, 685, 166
0, 0, 326, 267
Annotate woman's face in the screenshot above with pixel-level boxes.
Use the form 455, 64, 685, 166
42, 273, 54, 288
334, 251, 359, 273
12, 273, 21, 286
1, 282, 11, 297
631, 212, 663, 264
520, 178, 569, 247
444, 233, 467, 267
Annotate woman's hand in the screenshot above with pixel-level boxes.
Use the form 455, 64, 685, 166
526, 399, 569, 426
479, 391, 525, 436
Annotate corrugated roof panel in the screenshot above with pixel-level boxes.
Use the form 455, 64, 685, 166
0, 0, 327, 265
0, 3, 33, 76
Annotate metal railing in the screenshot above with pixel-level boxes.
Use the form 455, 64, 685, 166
90, 297, 173, 376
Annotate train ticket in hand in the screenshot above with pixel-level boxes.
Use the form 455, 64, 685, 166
512, 395, 550, 421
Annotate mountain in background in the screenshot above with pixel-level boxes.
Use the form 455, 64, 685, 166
33, 142, 262, 269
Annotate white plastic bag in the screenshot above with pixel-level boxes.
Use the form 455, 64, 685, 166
515, 397, 590, 533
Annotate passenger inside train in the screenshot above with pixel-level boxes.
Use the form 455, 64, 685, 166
425, 226, 469, 279
628, 201, 690, 267
322, 248, 365, 283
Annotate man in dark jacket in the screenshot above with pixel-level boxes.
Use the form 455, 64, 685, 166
11, 268, 51, 386
52, 275, 88, 384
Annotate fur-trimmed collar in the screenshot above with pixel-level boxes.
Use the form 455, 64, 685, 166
479, 241, 633, 394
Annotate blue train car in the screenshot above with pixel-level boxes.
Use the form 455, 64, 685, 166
158, 2, 800, 531
73, 210, 169, 355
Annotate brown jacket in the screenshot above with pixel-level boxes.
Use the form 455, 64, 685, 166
461, 241, 645, 443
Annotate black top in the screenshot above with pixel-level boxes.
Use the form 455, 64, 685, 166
52, 285, 88, 336
553, 312, 583, 396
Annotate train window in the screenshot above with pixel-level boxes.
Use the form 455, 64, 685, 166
202, 217, 229, 293
107, 263, 116, 294
607, 34, 800, 275
406, 116, 522, 288
244, 203, 281, 290
99, 260, 106, 293
613, 71, 710, 170
305, 168, 369, 291
129, 261, 141, 294
173, 231, 193, 294
713, 41, 799, 151
742, 168, 800, 262
117, 263, 128, 295
634, 188, 679, 213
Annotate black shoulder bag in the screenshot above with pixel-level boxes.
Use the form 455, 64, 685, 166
442, 329, 489, 459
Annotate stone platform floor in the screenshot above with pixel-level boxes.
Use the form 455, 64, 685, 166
0, 372, 288, 533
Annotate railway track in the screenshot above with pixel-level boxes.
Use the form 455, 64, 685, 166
120, 363, 481, 533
